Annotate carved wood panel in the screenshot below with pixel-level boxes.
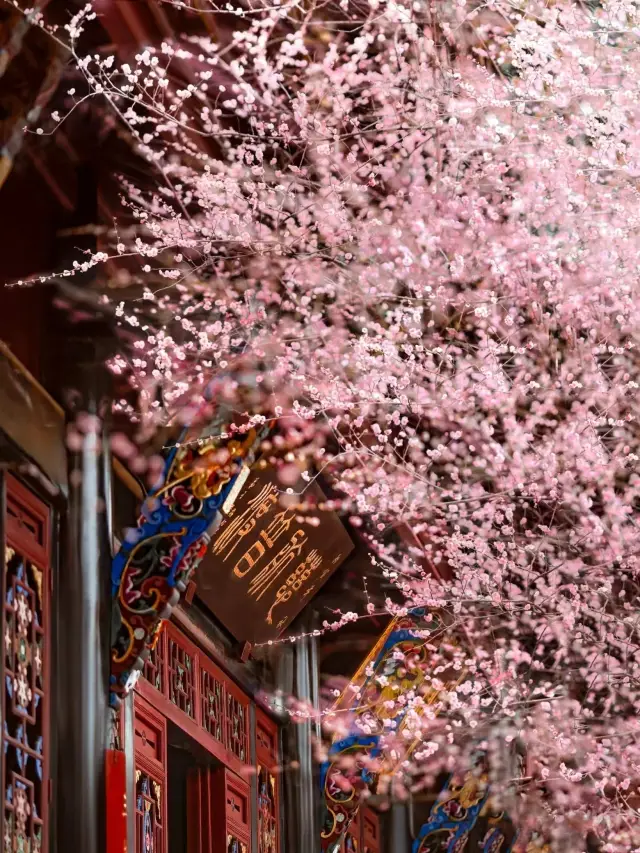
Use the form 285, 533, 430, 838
256, 709, 279, 853
134, 696, 167, 853
200, 659, 224, 744
187, 767, 251, 853
167, 628, 196, 720
225, 682, 249, 764
143, 627, 165, 695
136, 624, 282, 853
139, 622, 252, 767
342, 811, 361, 853
2, 475, 51, 853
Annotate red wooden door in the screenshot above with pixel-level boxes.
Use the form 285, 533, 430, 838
137, 622, 251, 778
134, 619, 280, 853
187, 766, 251, 853
362, 808, 381, 853
341, 810, 361, 853
256, 709, 280, 853
134, 695, 168, 853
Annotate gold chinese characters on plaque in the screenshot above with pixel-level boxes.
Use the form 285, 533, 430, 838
195, 466, 354, 644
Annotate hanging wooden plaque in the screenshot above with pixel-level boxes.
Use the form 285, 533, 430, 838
195, 466, 353, 644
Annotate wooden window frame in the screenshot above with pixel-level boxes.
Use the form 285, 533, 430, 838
137, 621, 252, 778
133, 694, 168, 853
1, 474, 53, 853
136, 619, 285, 853
256, 708, 280, 853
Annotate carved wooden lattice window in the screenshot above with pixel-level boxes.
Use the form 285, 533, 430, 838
134, 696, 167, 853
143, 628, 166, 695
138, 624, 251, 770
167, 627, 195, 719
256, 709, 279, 853
139, 622, 253, 769
200, 659, 224, 744
136, 771, 164, 853
226, 684, 249, 764
2, 475, 51, 853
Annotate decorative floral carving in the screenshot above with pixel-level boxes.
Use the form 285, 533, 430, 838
227, 835, 248, 853
136, 772, 163, 853
168, 635, 194, 719
201, 668, 224, 742
258, 765, 278, 853
3, 544, 47, 853
110, 426, 265, 707
320, 610, 445, 852
226, 693, 248, 762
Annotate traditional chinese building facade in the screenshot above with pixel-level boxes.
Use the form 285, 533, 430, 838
0, 4, 394, 853
0, 167, 386, 853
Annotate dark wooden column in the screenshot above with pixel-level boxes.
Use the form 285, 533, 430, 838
55, 329, 112, 853
279, 614, 321, 853
386, 802, 411, 853
48, 144, 121, 853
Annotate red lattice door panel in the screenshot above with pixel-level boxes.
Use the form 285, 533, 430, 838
2, 475, 51, 853
199, 656, 225, 746
137, 621, 252, 775
134, 696, 167, 853
166, 622, 197, 721
187, 766, 251, 853
362, 808, 380, 853
256, 709, 280, 853
143, 625, 166, 696
225, 680, 249, 765
341, 811, 361, 853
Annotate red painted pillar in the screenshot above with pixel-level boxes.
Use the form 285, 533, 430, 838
106, 749, 128, 853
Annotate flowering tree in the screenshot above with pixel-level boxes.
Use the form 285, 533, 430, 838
18, 0, 640, 848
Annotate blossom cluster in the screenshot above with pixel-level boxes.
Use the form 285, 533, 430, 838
24, 0, 640, 847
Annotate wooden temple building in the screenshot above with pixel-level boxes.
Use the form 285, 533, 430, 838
0, 3, 397, 853
0, 2, 540, 852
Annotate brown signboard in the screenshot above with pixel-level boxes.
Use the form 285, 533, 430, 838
195, 465, 354, 644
